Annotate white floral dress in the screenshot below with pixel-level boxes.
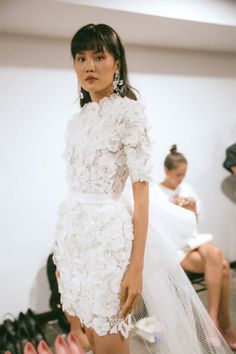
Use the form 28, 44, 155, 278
52, 93, 152, 338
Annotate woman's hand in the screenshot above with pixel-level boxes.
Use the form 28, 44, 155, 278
171, 196, 197, 213
183, 197, 197, 213
119, 264, 143, 319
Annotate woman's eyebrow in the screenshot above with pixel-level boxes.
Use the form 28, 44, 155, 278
76, 50, 104, 55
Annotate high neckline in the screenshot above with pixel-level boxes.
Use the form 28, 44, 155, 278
160, 183, 179, 192
81, 93, 119, 111
92, 93, 118, 105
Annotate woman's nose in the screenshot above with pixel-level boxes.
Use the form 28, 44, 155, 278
86, 58, 95, 72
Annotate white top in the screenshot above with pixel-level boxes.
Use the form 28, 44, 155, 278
151, 183, 212, 262
63, 93, 153, 194
159, 182, 201, 215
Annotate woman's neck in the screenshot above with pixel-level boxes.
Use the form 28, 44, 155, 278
161, 179, 177, 191
90, 86, 113, 103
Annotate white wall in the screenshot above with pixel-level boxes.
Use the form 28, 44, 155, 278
0, 33, 236, 320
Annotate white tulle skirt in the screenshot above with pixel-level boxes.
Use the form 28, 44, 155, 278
129, 190, 232, 354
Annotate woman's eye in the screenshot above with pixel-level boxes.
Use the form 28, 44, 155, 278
77, 57, 85, 62
96, 55, 104, 61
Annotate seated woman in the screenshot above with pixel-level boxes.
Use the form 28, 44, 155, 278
155, 144, 236, 350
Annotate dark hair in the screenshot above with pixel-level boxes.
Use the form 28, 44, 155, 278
164, 145, 188, 170
71, 23, 137, 107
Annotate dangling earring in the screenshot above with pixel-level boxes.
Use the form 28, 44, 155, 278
113, 71, 123, 94
77, 82, 84, 99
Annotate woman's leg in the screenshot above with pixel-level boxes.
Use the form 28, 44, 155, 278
83, 326, 96, 353
218, 260, 236, 347
65, 313, 90, 349
218, 259, 231, 329
84, 326, 129, 354
181, 244, 223, 326
91, 330, 130, 354
197, 244, 223, 326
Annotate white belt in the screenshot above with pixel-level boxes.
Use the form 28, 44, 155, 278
69, 191, 122, 204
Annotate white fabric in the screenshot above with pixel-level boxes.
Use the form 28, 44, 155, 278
159, 182, 201, 215
68, 191, 122, 204
63, 93, 153, 194
152, 183, 213, 262
53, 94, 232, 353
53, 94, 152, 338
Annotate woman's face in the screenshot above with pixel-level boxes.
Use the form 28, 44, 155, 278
73, 49, 119, 98
165, 163, 188, 188
231, 165, 236, 175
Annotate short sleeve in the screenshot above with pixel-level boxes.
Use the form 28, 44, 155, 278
62, 113, 78, 161
121, 99, 153, 183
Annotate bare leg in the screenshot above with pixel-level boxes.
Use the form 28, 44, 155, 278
218, 260, 231, 329
218, 260, 236, 347
83, 326, 130, 354
65, 313, 90, 349
92, 330, 130, 354
181, 243, 223, 327
198, 244, 223, 326
84, 326, 96, 353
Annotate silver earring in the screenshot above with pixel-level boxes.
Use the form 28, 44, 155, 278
78, 82, 84, 99
113, 72, 123, 94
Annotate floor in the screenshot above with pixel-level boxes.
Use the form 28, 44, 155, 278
43, 269, 236, 353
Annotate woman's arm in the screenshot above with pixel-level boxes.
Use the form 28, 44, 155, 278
120, 181, 149, 319
130, 181, 149, 269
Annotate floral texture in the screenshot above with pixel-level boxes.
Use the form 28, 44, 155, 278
53, 199, 134, 337
53, 94, 153, 337
63, 94, 153, 193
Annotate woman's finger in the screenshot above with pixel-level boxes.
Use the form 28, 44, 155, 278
121, 297, 136, 319
120, 283, 128, 305
131, 295, 140, 313
120, 294, 137, 319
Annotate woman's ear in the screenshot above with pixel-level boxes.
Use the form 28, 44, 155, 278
115, 60, 120, 72
164, 167, 170, 176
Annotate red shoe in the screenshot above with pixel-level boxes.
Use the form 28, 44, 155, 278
23, 342, 38, 354
37, 340, 52, 354
54, 335, 70, 354
66, 331, 85, 354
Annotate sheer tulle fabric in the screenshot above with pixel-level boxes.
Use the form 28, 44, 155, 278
128, 194, 232, 354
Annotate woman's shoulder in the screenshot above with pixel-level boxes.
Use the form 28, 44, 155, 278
116, 96, 148, 126
119, 95, 145, 110
180, 182, 197, 195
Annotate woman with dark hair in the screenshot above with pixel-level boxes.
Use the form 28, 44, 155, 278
52, 24, 232, 354
156, 145, 236, 350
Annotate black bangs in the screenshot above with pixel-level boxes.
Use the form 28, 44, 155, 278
71, 24, 120, 60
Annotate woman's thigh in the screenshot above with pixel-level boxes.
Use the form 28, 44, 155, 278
92, 330, 130, 354
181, 250, 205, 273
84, 326, 129, 354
